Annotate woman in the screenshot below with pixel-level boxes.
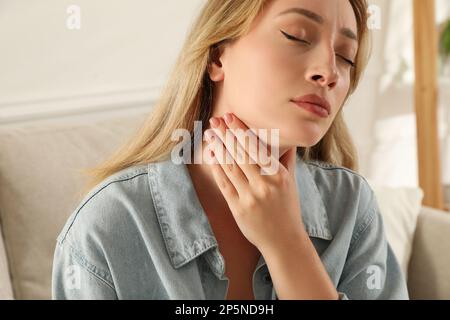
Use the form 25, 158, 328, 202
52, 0, 409, 300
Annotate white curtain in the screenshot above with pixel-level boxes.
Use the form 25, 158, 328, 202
365, 0, 450, 187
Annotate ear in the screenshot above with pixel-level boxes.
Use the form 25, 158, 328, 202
208, 44, 226, 82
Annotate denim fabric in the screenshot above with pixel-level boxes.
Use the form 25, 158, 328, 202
51, 157, 409, 300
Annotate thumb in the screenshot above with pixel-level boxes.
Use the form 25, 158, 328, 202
279, 147, 298, 175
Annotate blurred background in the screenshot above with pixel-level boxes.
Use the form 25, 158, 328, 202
0, 0, 450, 300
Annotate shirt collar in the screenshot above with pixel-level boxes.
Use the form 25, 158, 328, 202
147, 156, 332, 271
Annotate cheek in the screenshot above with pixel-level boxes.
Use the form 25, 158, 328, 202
224, 45, 294, 125
333, 76, 351, 112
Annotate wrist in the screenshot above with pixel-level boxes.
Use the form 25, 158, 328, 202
259, 226, 310, 258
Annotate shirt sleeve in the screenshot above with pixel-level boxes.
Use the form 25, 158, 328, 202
336, 194, 409, 300
52, 241, 118, 300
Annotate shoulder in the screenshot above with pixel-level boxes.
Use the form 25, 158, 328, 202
52, 164, 161, 295
57, 163, 153, 247
303, 159, 374, 200
302, 159, 378, 233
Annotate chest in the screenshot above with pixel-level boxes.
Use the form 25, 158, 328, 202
206, 213, 262, 300
223, 250, 261, 300
189, 171, 262, 299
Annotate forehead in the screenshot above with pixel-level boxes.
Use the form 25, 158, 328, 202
266, 0, 358, 34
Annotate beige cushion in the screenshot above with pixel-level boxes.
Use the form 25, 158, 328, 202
0, 224, 14, 299
366, 180, 424, 280
0, 109, 149, 299
408, 206, 450, 299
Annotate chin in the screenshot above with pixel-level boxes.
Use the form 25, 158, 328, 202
282, 130, 324, 148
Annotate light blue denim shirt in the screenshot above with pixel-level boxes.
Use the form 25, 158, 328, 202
52, 157, 409, 300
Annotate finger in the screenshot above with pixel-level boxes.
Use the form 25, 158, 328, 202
209, 117, 261, 182
207, 129, 248, 198
209, 149, 239, 202
222, 113, 280, 176
279, 146, 298, 176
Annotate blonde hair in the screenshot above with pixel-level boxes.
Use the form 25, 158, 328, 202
81, 0, 372, 196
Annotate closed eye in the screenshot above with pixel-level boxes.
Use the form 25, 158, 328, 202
336, 54, 355, 68
280, 30, 355, 68
280, 30, 310, 45
338, 55, 355, 68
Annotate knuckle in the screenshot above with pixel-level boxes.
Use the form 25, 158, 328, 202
256, 184, 272, 198
244, 195, 258, 209
271, 171, 289, 186
226, 161, 237, 174
218, 179, 228, 190
273, 173, 285, 185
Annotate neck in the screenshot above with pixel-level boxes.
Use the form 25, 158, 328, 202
186, 133, 292, 204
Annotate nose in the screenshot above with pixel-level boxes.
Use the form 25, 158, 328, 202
305, 45, 339, 89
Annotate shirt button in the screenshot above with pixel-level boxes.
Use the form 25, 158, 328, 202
263, 273, 271, 284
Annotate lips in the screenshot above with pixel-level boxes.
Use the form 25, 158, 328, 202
292, 94, 331, 115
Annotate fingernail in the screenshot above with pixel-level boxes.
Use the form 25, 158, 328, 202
204, 129, 215, 142
224, 113, 233, 125
209, 117, 220, 128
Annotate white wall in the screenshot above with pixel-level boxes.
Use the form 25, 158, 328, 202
0, 0, 204, 122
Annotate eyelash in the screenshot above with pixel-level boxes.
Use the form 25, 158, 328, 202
280, 30, 355, 68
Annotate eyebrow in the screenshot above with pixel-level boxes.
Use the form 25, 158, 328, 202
278, 7, 358, 42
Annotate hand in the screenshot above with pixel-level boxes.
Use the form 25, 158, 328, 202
204, 113, 306, 253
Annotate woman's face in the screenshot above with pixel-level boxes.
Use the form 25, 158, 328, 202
209, 0, 359, 151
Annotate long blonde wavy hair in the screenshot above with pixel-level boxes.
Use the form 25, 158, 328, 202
81, 0, 372, 196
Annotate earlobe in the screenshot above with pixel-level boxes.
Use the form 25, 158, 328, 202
208, 64, 224, 82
